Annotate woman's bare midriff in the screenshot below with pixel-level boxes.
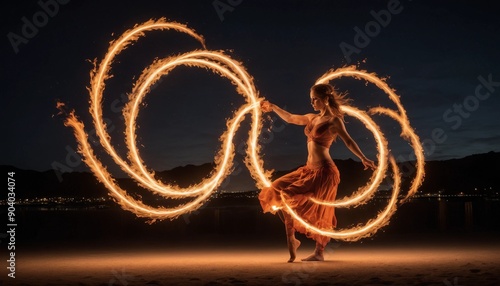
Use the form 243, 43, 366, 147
306, 141, 333, 165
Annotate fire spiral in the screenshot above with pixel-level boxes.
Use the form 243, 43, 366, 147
282, 67, 425, 241
61, 19, 424, 240
61, 18, 271, 222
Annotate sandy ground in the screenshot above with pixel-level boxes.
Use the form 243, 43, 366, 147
3, 236, 500, 286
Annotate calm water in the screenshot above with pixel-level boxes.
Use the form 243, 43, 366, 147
11, 198, 500, 248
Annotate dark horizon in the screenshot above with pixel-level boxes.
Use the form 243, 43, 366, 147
2, 149, 499, 174
2, 150, 499, 201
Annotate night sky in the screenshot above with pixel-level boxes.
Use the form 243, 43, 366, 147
2, 0, 500, 177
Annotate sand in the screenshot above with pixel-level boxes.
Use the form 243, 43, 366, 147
4, 236, 500, 286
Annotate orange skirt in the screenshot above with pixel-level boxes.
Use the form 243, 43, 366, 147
258, 160, 340, 246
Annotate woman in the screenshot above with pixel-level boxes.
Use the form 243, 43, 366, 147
259, 83, 376, 262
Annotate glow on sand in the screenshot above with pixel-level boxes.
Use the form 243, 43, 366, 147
62, 19, 424, 241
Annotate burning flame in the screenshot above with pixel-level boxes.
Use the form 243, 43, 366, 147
61, 19, 424, 240
278, 67, 425, 241
315, 66, 425, 204
61, 19, 270, 222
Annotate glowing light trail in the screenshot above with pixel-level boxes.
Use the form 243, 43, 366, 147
274, 66, 425, 240
284, 156, 401, 241
62, 19, 423, 239
63, 18, 269, 221
276, 66, 425, 240
309, 105, 389, 208
315, 66, 425, 204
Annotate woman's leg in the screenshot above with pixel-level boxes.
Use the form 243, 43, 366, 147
281, 210, 301, 262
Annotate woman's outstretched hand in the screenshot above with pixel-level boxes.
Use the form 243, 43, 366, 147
260, 100, 273, 113
362, 158, 376, 171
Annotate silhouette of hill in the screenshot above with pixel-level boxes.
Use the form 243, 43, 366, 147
419, 151, 500, 195
1, 151, 499, 200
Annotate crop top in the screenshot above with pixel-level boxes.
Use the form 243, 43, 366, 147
304, 117, 336, 148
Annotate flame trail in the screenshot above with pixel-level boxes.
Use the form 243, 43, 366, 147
274, 66, 425, 241
315, 66, 425, 204
309, 105, 389, 208
61, 20, 423, 239
284, 156, 401, 241
63, 19, 271, 221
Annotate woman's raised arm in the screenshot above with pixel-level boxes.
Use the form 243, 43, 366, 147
261, 100, 310, 125
331, 117, 376, 170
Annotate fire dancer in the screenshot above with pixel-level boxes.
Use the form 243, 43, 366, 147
259, 83, 376, 262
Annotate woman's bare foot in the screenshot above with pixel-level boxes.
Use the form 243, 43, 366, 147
301, 252, 324, 261
287, 237, 301, 263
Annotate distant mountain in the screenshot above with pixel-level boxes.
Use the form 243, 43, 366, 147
418, 151, 500, 195
1, 151, 499, 200
0, 163, 217, 201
